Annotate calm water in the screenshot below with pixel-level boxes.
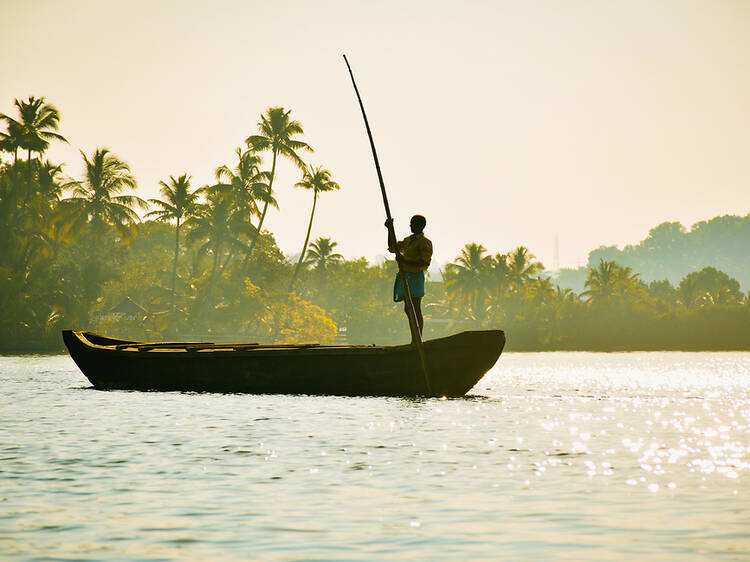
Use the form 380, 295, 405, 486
2, 352, 749, 560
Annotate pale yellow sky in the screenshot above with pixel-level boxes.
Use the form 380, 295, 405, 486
2, 0, 749, 268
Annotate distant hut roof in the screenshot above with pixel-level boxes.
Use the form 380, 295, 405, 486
110, 297, 148, 316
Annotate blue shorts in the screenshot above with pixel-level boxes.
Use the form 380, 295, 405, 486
393, 271, 425, 302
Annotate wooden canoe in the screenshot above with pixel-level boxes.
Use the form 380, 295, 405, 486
62, 329, 504, 397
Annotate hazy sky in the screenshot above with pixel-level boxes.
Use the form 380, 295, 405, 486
2, 0, 749, 269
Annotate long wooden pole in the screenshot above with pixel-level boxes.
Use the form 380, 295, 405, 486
343, 54, 432, 396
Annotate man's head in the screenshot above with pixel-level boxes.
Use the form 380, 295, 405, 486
410, 214, 426, 234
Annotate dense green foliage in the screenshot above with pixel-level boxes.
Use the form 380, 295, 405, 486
1, 96, 749, 352
555, 216, 750, 295
588, 218, 750, 288
437, 246, 750, 350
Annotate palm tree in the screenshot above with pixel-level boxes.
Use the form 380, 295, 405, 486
485, 252, 512, 323
553, 285, 577, 305
582, 259, 640, 307
304, 237, 343, 271
289, 165, 340, 290
488, 252, 510, 297
58, 149, 145, 323
61, 148, 146, 240
1, 159, 66, 273
215, 148, 274, 269
145, 174, 199, 327
582, 260, 619, 306
186, 186, 253, 323
215, 148, 266, 222
245, 107, 312, 258
445, 243, 492, 322
527, 277, 555, 308
0, 119, 24, 163
2, 159, 64, 225
506, 246, 544, 290
31, 160, 71, 252
0, 96, 67, 162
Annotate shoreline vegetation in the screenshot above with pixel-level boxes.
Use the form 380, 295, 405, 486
2, 96, 750, 354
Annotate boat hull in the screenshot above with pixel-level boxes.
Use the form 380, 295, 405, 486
62, 330, 504, 397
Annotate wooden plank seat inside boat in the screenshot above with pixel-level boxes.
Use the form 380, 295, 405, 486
113, 342, 326, 352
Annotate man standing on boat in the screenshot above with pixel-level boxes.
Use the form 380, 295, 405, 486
385, 215, 433, 339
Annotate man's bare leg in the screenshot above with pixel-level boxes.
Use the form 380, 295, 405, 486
414, 298, 424, 336
404, 298, 424, 341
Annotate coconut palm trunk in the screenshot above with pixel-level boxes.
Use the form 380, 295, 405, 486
62, 148, 145, 326
145, 173, 198, 337
289, 189, 317, 291
217, 247, 236, 278
244, 107, 313, 270
287, 165, 339, 291
244, 150, 277, 266
169, 217, 181, 330
204, 242, 222, 324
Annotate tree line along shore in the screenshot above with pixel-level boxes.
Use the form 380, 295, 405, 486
2, 96, 749, 353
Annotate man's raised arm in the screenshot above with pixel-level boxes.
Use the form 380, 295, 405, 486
385, 218, 398, 253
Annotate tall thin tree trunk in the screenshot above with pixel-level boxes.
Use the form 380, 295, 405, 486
84, 222, 105, 327
169, 218, 180, 334
243, 150, 277, 269
26, 150, 33, 184
246, 202, 269, 261
289, 189, 317, 291
217, 246, 236, 278
204, 244, 222, 327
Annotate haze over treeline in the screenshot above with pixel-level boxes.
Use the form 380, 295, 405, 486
3, 0, 750, 271
556, 216, 750, 295
2, 95, 749, 353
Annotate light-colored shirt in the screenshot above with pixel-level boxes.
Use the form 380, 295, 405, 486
397, 233, 433, 273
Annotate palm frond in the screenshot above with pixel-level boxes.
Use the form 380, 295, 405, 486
113, 194, 149, 211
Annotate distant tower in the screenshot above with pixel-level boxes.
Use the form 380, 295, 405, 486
553, 235, 560, 272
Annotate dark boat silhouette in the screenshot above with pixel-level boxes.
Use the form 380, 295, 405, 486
62, 330, 504, 397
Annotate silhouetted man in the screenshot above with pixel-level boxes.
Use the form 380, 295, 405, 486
385, 215, 433, 340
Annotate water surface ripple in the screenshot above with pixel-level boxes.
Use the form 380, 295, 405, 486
1, 352, 749, 559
